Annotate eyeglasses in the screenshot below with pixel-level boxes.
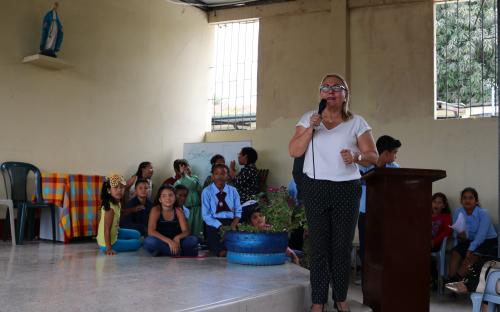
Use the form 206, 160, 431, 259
319, 84, 346, 92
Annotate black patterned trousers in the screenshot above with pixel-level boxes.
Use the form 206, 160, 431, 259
302, 175, 361, 304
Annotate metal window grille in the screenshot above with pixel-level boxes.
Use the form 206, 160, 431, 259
435, 0, 498, 119
209, 20, 259, 131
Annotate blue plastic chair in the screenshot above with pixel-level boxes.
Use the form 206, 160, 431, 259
432, 236, 449, 294
0, 162, 56, 244
471, 270, 500, 312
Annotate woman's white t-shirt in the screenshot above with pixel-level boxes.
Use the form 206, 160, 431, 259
297, 111, 372, 182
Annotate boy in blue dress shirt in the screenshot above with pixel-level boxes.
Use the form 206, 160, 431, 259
202, 164, 242, 257
357, 135, 401, 282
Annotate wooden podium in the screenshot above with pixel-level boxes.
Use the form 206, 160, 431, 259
362, 168, 446, 312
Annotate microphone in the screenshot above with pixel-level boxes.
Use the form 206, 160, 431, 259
313, 99, 327, 133
318, 99, 327, 115
312, 99, 327, 179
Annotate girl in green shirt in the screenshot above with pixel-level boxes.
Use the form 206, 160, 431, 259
174, 163, 204, 239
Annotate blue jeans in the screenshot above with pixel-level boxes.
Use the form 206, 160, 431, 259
99, 228, 142, 252
143, 235, 199, 257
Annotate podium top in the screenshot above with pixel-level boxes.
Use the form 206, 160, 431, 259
362, 167, 446, 182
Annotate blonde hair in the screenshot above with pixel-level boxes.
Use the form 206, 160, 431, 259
319, 73, 353, 121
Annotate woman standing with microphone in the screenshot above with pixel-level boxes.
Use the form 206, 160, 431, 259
289, 73, 378, 312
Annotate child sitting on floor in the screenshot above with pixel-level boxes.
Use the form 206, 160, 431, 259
143, 184, 199, 257
248, 208, 300, 264
174, 184, 191, 219
174, 160, 204, 239
203, 154, 226, 189
201, 164, 241, 257
97, 174, 142, 255
126, 161, 154, 200
120, 178, 153, 236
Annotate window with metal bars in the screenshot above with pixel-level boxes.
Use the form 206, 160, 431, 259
434, 0, 498, 119
209, 20, 259, 131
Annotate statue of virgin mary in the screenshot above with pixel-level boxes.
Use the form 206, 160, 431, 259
39, 2, 64, 58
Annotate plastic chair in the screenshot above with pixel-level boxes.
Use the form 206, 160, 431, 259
471, 270, 500, 312
0, 199, 16, 246
0, 162, 56, 244
432, 236, 449, 294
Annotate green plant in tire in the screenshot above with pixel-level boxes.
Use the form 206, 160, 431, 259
222, 186, 306, 235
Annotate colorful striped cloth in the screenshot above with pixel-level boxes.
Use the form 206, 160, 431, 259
41, 172, 104, 242
41, 172, 70, 240
41, 173, 69, 208
67, 174, 105, 239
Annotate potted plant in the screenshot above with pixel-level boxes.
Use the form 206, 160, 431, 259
223, 186, 306, 265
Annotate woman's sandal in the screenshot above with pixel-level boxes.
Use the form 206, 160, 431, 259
445, 281, 469, 294
310, 304, 326, 312
334, 302, 351, 312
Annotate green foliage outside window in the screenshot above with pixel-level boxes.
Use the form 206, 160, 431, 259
435, 0, 497, 117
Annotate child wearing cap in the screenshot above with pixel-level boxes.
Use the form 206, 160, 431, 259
97, 174, 142, 255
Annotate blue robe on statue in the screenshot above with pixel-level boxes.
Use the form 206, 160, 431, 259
39, 10, 63, 54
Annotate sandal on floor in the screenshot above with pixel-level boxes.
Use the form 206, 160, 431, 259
310, 304, 325, 312
334, 303, 351, 312
445, 281, 469, 294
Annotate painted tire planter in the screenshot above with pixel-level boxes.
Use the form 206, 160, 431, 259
227, 251, 287, 266
224, 231, 288, 266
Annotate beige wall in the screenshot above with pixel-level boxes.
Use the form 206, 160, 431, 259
350, 1, 498, 215
0, 0, 497, 219
206, 0, 498, 219
206, 0, 349, 186
0, 0, 212, 194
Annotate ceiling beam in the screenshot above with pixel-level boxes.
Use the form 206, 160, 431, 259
177, 0, 294, 12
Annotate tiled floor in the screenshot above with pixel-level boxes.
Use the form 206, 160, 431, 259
345, 275, 472, 312
0, 241, 312, 311
0, 241, 473, 312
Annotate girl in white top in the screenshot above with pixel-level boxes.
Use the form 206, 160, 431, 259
127, 162, 154, 199
289, 73, 378, 312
